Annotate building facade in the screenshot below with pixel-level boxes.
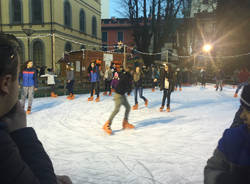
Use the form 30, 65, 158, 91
101, 18, 135, 52
0, 0, 102, 71
190, 0, 217, 17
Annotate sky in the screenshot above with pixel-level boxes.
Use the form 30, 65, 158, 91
110, 0, 124, 18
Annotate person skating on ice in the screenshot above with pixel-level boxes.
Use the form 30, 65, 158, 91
66, 63, 75, 100
215, 68, 225, 91
19, 60, 38, 114
159, 64, 174, 112
200, 68, 206, 88
103, 66, 134, 135
132, 66, 148, 110
87, 61, 101, 102
175, 67, 182, 91
41, 68, 58, 98
103, 65, 113, 96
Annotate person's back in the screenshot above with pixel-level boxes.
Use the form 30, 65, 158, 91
115, 71, 133, 95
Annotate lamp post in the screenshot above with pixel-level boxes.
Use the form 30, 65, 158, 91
202, 43, 213, 68
202, 44, 212, 53
22, 29, 35, 61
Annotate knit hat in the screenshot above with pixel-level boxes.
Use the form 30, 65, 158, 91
240, 84, 250, 111
114, 72, 119, 78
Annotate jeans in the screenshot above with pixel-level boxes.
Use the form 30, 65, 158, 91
21, 86, 34, 108
216, 80, 223, 91
91, 81, 100, 97
161, 89, 171, 107
134, 87, 147, 104
109, 93, 131, 124
104, 80, 111, 92
66, 80, 74, 94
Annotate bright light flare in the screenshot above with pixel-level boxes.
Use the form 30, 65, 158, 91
203, 44, 212, 52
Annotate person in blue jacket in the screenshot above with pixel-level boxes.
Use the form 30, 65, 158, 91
19, 60, 38, 114
87, 61, 100, 102
204, 84, 250, 184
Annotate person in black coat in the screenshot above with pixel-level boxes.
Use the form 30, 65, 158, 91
103, 66, 135, 135
159, 64, 174, 112
0, 33, 72, 184
174, 68, 182, 91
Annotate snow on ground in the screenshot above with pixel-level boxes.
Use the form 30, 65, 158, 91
27, 84, 240, 184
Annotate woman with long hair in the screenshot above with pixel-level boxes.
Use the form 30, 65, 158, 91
159, 64, 174, 112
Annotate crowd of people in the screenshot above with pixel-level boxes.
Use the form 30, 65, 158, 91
1, 33, 250, 183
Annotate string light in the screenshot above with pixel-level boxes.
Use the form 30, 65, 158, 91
16, 34, 250, 59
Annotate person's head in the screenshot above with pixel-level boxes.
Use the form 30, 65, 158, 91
164, 64, 169, 72
114, 72, 119, 79
0, 33, 21, 118
135, 66, 140, 73
240, 85, 250, 128
66, 63, 70, 70
26, 60, 33, 68
91, 62, 95, 68
125, 66, 133, 75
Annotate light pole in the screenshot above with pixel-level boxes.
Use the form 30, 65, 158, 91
22, 29, 35, 61
202, 44, 212, 53
202, 43, 213, 68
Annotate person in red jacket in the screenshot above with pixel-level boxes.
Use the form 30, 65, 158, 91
0, 33, 72, 184
234, 68, 249, 97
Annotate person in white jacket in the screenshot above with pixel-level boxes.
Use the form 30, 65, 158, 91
41, 68, 58, 97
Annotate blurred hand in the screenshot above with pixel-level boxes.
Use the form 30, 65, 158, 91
34, 88, 38, 91
56, 175, 73, 184
0, 101, 26, 133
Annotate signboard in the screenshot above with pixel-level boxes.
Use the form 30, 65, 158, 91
76, 61, 81, 72
103, 53, 113, 66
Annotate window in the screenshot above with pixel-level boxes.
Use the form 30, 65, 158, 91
32, 40, 45, 66
92, 16, 97, 37
11, 0, 22, 24
102, 44, 107, 51
65, 42, 72, 52
203, 0, 208, 4
79, 9, 86, 33
31, 0, 42, 24
102, 32, 107, 42
64, 1, 72, 27
117, 32, 123, 42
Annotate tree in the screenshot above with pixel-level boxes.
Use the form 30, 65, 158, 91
120, 0, 185, 66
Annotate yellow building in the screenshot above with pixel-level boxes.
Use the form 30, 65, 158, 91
0, 0, 101, 71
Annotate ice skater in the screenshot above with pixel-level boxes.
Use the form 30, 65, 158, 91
132, 66, 148, 110
103, 66, 134, 135
19, 60, 38, 114
159, 64, 174, 112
